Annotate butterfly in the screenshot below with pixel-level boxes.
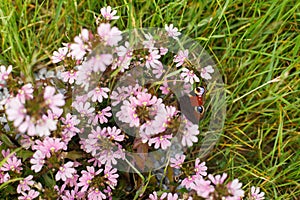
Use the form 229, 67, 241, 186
179, 86, 206, 124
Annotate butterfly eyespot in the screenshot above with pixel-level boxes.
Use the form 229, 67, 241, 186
194, 86, 205, 96
195, 106, 204, 113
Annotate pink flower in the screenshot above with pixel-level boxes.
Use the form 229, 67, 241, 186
0, 65, 12, 82
52, 47, 68, 63
104, 165, 119, 187
62, 113, 80, 133
38, 137, 67, 158
69, 29, 90, 60
98, 144, 125, 166
200, 65, 214, 80
148, 134, 172, 150
110, 86, 130, 106
17, 175, 34, 193
181, 175, 197, 189
208, 173, 228, 185
44, 86, 65, 116
30, 150, 45, 173
61, 114, 80, 142
166, 193, 178, 200
18, 189, 39, 200
165, 24, 181, 39
61, 70, 78, 84
180, 68, 200, 84
191, 176, 214, 198
6, 97, 26, 127
151, 105, 178, 134
61, 188, 84, 200
174, 49, 189, 67
159, 47, 168, 55
116, 91, 160, 128
93, 106, 112, 125
181, 120, 199, 147
170, 154, 185, 169
78, 166, 102, 192
159, 80, 170, 95
194, 158, 207, 176
16, 83, 34, 103
35, 115, 57, 137
88, 87, 110, 103
1, 154, 23, 173
88, 54, 113, 72
116, 96, 139, 127
97, 23, 122, 46
101, 6, 119, 20
0, 171, 10, 183
73, 102, 95, 119
143, 33, 155, 49
149, 191, 158, 200
145, 50, 161, 69
88, 188, 106, 200
226, 179, 245, 199
74, 62, 93, 90
55, 162, 76, 181
106, 126, 124, 142
250, 186, 265, 200
18, 115, 36, 136
116, 41, 131, 57
134, 91, 158, 106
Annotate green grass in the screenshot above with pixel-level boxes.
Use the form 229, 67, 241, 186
0, 0, 299, 199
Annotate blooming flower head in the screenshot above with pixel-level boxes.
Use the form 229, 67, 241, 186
208, 173, 228, 185
61, 70, 78, 84
55, 162, 76, 181
0, 65, 12, 82
34, 137, 67, 158
191, 176, 214, 198
105, 126, 124, 142
165, 24, 181, 39
180, 119, 199, 147
16, 83, 34, 103
78, 166, 102, 192
194, 158, 207, 176
201, 65, 214, 80
226, 179, 245, 199
174, 49, 189, 67
250, 186, 265, 200
148, 134, 172, 150
159, 80, 170, 95
52, 47, 68, 63
104, 165, 119, 187
69, 29, 90, 60
1, 154, 23, 173
18, 189, 39, 200
145, 49, 161, 69
181, 175, 197, 189
180, 68, 200, 84
44, 86, 65, 116
170, 154, 185, 169
6, 97, 26, 127
0, 171, 10, 184
88, 187, 107, 200
88, 87, 110, 103
17, 175, 34, 193
101, 6, 119, 21
93, 106, 112, 125
30, 150, 45, 173
97, 23, 122, 46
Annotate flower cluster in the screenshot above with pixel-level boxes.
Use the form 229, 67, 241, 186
0, 5, 265, 200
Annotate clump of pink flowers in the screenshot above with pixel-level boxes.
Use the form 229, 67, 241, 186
0, 5, 265, 200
